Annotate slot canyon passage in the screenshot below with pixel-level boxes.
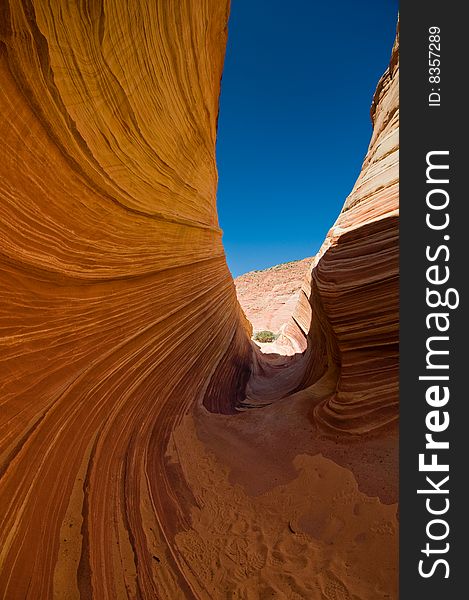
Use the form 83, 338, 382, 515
0, 2, 399, 599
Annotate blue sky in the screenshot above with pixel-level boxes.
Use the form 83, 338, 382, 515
216, 0, 398, 277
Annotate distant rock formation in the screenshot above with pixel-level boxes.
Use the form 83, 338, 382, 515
290, 30, 399, 434
235, 29, 399, 434
235, 258, 313, 334
0, 2, 399, 598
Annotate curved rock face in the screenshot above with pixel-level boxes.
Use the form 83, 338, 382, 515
234, 258, 313, 335
242, 33, 399, 436
0, 2, 249, 597
0, 2, 398, 598
290, 31, 399, 434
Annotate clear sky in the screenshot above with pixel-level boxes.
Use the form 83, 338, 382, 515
216, 0, 398, 277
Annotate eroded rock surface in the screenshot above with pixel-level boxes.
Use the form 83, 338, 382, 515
292, 31, 399, 435
235, 258, 313, 334
0, 3, 398, 598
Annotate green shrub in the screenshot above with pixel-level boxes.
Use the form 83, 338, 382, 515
253, 330, 279, 343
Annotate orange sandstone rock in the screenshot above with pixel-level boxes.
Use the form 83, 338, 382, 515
295, 30, 399, 434
234, 257, 313, 335
0, 3, 398, 598
1, 2, 247, 597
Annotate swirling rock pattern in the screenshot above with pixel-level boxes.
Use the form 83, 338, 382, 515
242, 32, 398, 433
0, 2, 398, 598
290, 30, 399, 434
234, 258, 313, 336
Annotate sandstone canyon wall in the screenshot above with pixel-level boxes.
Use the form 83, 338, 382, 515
0, 2, 399, 598
0, 2, 249, 597
290, 32, 399, 434
242, 33, 399, 432
234, 258, 313, 335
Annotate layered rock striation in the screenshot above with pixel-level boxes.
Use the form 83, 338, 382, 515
0, 2, 399, 598
234, 258, 313, 335
0, 2, 249, 597
239, 32, 399, 434
290, 32, 399, 434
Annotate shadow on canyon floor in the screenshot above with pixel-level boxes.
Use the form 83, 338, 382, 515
202, 299, 398, 506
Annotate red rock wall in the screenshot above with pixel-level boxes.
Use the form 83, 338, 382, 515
0, 1, 250, 596
0, 2, 398, 596
234, 258, 313, 335
288, 32, 399, 435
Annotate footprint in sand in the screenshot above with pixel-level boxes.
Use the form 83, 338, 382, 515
269, 535, 310, 570
320, 571, 352, 600
370, 520, 396, 536
229, 516, 250, 535
250, 544, 268, 570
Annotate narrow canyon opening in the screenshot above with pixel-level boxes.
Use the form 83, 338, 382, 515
210, 4, 399, 429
